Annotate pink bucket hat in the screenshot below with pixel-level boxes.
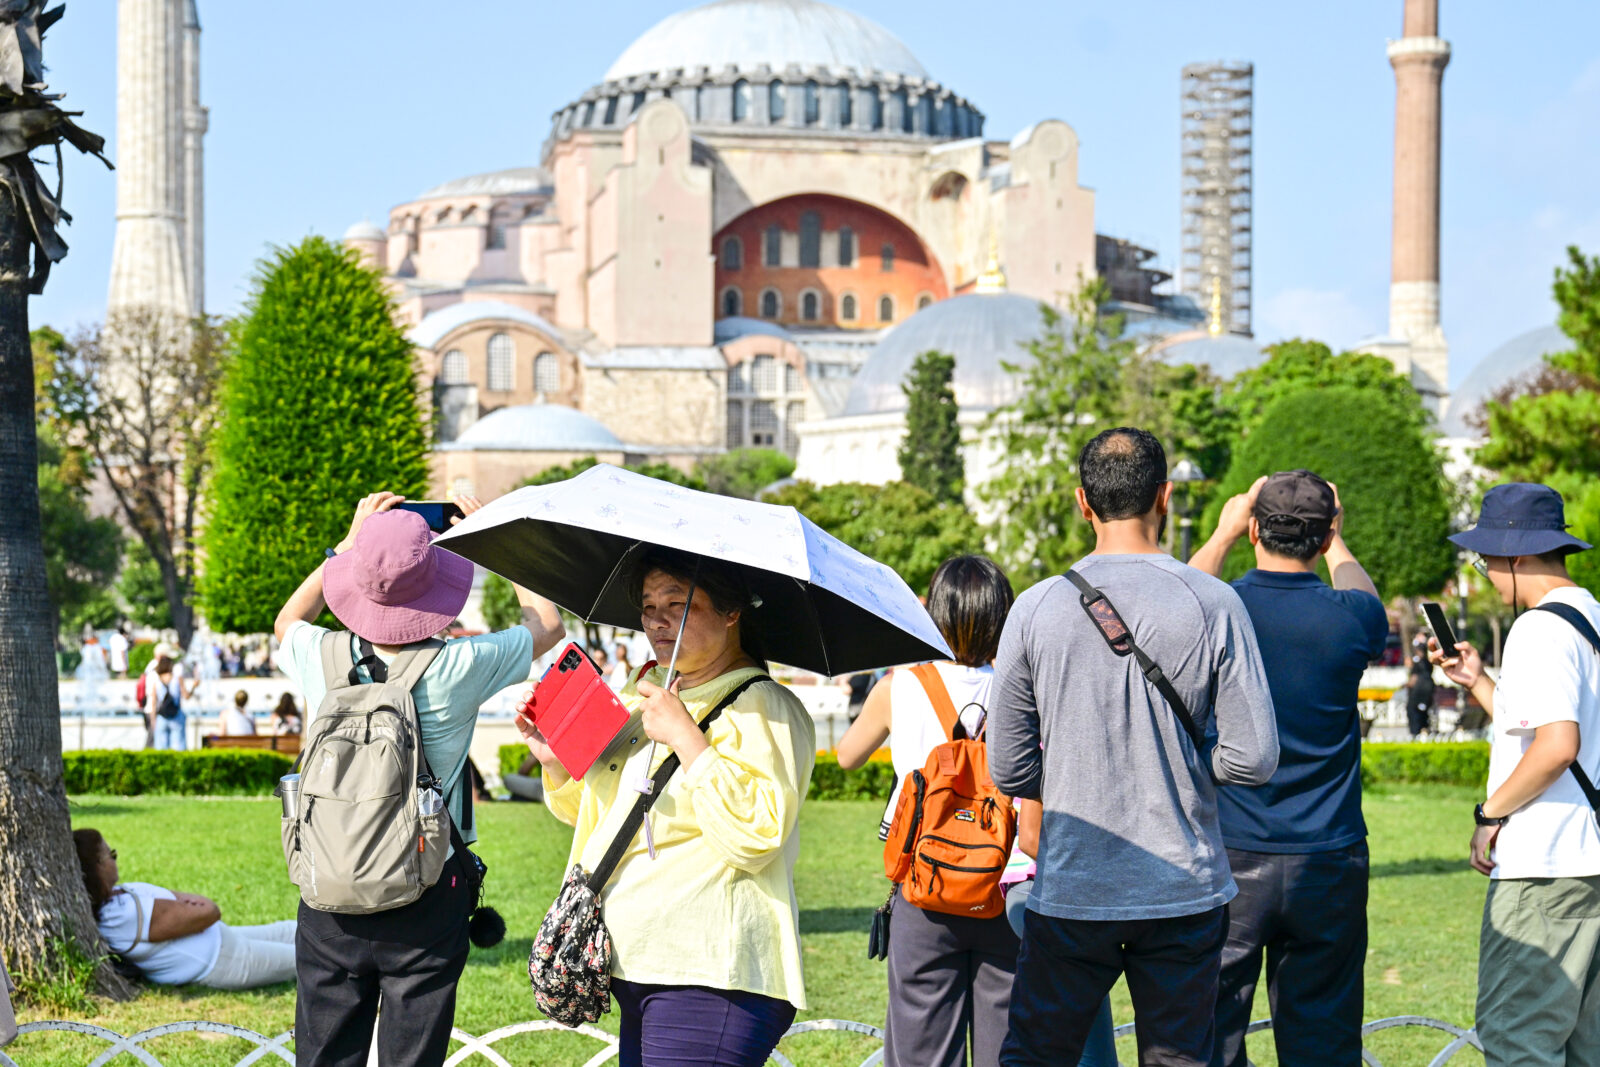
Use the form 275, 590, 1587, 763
323, 510, 474, 645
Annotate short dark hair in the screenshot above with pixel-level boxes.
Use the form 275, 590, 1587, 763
1257, 527, 1327, 562
927, 555, 1015, 667
1078, 428, 1168, 520
73, 828, 115, 916
628, 547, 768, 668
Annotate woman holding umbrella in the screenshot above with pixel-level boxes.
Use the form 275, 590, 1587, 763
518, 548, 815, 1067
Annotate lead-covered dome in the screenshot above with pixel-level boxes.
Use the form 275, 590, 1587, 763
1442, 324, 1569, 438
605, 0, 928, 81
441, 404, 624, 453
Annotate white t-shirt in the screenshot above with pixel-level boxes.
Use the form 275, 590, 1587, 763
1488, 586, 1600, 879
879, 662, 993, 837
108, 632, 129, 672
97, 882, 222, 985
221, 705, 256, 736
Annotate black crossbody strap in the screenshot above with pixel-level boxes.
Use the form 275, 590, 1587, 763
1064, 570, 1203, 748
1532, 604, 1600, 817
586, 675, 767, 893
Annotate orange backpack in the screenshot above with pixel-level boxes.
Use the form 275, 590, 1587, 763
881, 664, 1016, 919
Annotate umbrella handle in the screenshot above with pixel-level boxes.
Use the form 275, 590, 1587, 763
634, 571, 699, 800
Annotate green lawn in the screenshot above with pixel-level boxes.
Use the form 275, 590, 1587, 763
11, 787, 1487, 1066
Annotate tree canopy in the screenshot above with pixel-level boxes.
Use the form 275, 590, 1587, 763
201, 237, 430, 634
520, 456, 703, 491
898, 349, 964, 504
1203, 385, 1455, 598
692, 449, 794, 499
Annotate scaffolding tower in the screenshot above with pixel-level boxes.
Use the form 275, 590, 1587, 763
1180, 61, 1253, 336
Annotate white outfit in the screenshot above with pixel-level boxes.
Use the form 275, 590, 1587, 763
608, 661, 632, 691
879, 662, 993, 838
108, 632, 129, 673
221, 705, 256, 736
1487, 587, 1600, 879
97, 882, 295, 989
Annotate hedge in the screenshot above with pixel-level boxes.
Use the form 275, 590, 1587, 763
1361, 742, 1489, 788
496, 745, 900, 801
64, 750, 294, 796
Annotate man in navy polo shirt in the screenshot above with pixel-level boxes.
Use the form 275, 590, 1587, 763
1190, 470, 1388, 1066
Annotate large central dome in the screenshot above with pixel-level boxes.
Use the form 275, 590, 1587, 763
604, 0, 929, 82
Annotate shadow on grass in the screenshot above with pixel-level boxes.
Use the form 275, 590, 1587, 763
468, 938, 534, 967
1371, 857, 1469, 878
800, 907, 875, 934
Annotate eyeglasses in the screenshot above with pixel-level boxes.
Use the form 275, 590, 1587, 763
1471, 556, 1490, 579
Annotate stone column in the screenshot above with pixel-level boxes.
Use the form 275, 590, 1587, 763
1387, 0, 1450, 393
181, 0, 206, 317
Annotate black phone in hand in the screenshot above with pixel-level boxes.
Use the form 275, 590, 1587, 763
1421, 602, 1459, 657
395, 500, 464, 534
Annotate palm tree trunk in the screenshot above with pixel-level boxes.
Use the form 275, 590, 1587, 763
0, 180, 133, 998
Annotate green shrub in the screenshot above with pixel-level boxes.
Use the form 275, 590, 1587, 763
810, 752, 898, 801
499, 743, 528, 781
1360, 742, 1489, 788
126, 640, 155, 678
64, 750, 294, 795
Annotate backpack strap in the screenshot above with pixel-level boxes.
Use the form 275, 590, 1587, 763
388, 639, 445, 690
908, 663, 961, 743
1064, 569, 1203, 749
586, 675, 766, 894
1531, 603, 1600, 819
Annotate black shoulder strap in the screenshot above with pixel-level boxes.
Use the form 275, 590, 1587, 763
1064, 570, 1203, 748
1532, 603, 1600, 816
586, 675, 767, 893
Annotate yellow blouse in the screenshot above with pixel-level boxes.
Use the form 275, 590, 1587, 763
542, 665, 816, 1008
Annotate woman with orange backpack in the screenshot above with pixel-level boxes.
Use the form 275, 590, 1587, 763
836, 555, 1024, 1067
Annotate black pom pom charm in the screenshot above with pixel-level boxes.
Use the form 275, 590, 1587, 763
468, 905, 506, 949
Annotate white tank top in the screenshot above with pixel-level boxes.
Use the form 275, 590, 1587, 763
878, 661, 993, 838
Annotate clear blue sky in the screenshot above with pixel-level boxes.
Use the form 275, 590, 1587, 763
32, 1, 1600, 386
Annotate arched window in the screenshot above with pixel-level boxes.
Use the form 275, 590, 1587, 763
878, 295, 894, 323
868, 90, 883, 129
801, 291, 820, 322
798, 211, 821, 268
836, 83, 853, 126
881, 243, 895, 272
733, 79, 751, 121
726, 398, 744, 449
893, 89, 910, 133
917, 94, 932, 133
486, 333, 514, 392
722, 236, 743, 270
752, 355, 778, 393
696, 82, 712, 121
760, 289, 780, 319
721, 287, 742, 317
838, 226, 855, 267
784, 362, 801, 393
918, 293, 934, 310
603, 95, 618, 125
728, 362, 748, 394
764, 224, 782, 267
533, 352, 560, 394
440, 349, 467, 384
631, 90, 646, 115
768, 80, 786, 121
803, 80, 820, 125
840, 293, 857, 321
460, 206, 478, 222
486, 216, 507, 250
581, 100, 596, 126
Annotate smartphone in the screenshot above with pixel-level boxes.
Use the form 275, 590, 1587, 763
395, 500, 464, 534
1421, 601, 1459, 658
518, 642, 631, 780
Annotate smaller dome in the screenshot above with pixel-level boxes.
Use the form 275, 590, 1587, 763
447, 404, 624, 453
418, 167, 552, 201
1149, 330, 1268, 380
342, 220, 385, 242
408, 301, 563, 351
714, 317, 797, 345
1442, 324, 1569, 437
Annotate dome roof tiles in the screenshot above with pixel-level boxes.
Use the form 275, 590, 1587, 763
417, 167, 552, 201
443, 404, 624, 453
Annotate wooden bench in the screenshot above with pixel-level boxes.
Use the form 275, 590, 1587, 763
202, 734, 302, 756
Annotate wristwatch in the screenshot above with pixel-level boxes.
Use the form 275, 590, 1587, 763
1474, 803, 1507, 827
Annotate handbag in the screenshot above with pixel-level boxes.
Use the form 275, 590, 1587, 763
527, 675, 764, 1026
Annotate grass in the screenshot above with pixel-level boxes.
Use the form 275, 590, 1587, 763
10, 787, 1488, 1066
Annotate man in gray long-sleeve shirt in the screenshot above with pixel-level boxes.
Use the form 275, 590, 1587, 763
991, 427, 1279, 1067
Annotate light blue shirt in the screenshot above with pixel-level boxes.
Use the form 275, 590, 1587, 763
279, 621, 535, 845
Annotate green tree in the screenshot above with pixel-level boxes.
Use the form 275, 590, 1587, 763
1203, 385, 1455, 598
693, 448, 795, 499
480, 573, 522, 632
520, 456, 704, 491
36, 425, 122, 640
980, 282, 1130, 585
201, 237, 430, 634
897, 350, 964, 504
118, 538, 173, 631
763, 480, 981, 595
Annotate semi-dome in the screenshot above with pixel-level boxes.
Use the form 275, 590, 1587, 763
605, 0, 928, 82
714, 316, 798, 345
342, 219, 385, 242
842, 293, 1047, 417
1442, 324, 1569, 438
417, 167, 552, 201
443, 404, 624, 453
1148, 330, 1268, 381
408, 301, 564, 352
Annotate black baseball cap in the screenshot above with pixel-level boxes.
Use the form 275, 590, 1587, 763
1254, 470, 1336, 540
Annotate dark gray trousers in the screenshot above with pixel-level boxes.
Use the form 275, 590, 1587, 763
884, 889, 1021, 1067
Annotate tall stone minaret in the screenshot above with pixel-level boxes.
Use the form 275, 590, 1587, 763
180, 0, 205, 317
107, 0, 195, 318
1386, 0, 1450, 399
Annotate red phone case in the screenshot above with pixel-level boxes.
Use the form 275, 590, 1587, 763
520, 642, 631, 780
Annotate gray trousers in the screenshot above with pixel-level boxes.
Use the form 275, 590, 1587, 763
1478, 874, 1600, 1067
884, 889, 1020, 1067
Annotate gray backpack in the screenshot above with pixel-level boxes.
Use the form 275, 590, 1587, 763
280, 632, 452, 913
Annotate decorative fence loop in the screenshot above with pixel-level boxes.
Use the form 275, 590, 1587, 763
0, 1014, 1480, 1067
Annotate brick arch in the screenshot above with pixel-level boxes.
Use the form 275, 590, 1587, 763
712, 193, 948, 330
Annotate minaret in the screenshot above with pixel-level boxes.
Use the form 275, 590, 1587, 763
1386, 0, 1450, 397
180, 0, 206, 317
107, 0, 189, 317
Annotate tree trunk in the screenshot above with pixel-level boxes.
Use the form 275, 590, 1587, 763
0, 182, 133, 999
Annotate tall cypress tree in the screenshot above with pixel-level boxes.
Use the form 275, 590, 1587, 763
898, 349, 964, 504
202, 237, 431, 633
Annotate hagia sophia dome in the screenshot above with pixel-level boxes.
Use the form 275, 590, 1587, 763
1441, 324, 1569, 438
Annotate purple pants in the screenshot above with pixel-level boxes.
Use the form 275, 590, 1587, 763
612, 979, 796, 1067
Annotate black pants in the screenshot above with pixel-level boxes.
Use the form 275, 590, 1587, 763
294, 851, 473, 1067
1213, 843, 1368, 1067
1001, 904, 1229, 1067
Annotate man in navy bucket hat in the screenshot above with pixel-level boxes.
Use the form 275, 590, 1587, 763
1429, 483, 1600, 1067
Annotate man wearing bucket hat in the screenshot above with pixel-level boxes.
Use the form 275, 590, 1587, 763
272, 491, 564, 1067
1429, 483, 1600, 1066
